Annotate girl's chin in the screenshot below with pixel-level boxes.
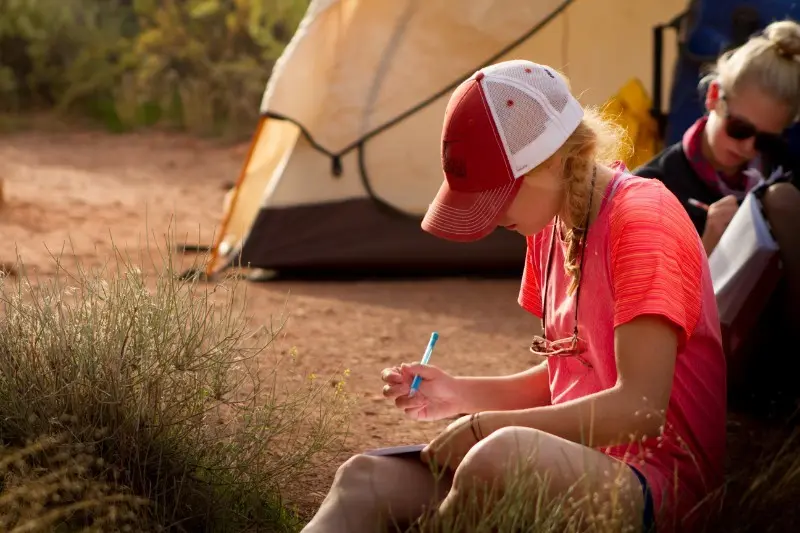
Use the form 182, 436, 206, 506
501, 222, 544, 237
719, 150, 748, 169
505, 225, 531, 237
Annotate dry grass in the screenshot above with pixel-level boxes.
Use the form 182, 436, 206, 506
0, 237, 353, 532
710, 416, 800, 533
0, 434, 149, 532
393, 421, 800, 533
1, 235, 796, 531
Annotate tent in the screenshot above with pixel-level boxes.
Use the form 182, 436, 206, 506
203, 0, 686, 280
654, 0, 800, 146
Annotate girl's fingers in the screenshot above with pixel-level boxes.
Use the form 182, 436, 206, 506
395, 393, 426, 410
381, 367, 403, 384
401, 363, 440, 380
382, 383, 408, 398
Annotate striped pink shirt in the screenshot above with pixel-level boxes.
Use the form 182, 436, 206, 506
518, 166, 727, 532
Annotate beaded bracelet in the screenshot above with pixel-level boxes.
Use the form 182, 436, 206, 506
469, 413, 485, 442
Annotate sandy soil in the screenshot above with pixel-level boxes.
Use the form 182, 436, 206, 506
0, 129, 546, 517
2, 129, 793, 530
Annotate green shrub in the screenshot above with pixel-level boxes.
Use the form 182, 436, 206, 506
0, 0, 309, 138
0, 241, 351, 532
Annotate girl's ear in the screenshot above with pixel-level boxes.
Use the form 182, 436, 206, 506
705, 80, 721, 113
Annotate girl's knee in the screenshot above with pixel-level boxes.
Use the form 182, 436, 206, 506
469, 426, 536, 459
455, 426, 544, 483
763, 182, 800, 221
762, 181, 800, 275
333, 454, 380, 487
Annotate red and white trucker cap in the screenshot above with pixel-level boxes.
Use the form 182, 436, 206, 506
421, 59, 584, 242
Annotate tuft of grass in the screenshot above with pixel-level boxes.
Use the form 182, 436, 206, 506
0, 433, 150, 532
401, 452, 643, 533
0, 237, 352, 532
412, 470, 589, 533
709, 420, 800, 533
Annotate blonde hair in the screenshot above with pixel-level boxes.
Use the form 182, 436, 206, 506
536, 107, 628, 295
703, 19, 800, 120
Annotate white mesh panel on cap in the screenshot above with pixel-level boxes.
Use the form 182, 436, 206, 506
480, 60, 584, 178
489, 62, 569, 112
484, 80, 549, 155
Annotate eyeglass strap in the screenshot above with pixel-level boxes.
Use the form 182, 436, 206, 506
540, 165, 597, 340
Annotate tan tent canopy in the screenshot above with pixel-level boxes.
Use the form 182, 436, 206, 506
205, 0, 684, 279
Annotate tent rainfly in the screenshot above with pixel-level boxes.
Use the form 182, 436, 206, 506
204, 0, 684, 280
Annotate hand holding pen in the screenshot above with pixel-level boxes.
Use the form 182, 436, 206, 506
380, 332, 464, 421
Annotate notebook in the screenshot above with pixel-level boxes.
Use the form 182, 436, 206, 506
363, 444, 426, 458
709, 190, 780, 327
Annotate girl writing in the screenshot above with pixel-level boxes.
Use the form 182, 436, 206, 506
302, 59, 727, 533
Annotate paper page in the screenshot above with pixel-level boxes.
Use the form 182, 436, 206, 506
363, 444, 426, 457
709, 193, 779, 325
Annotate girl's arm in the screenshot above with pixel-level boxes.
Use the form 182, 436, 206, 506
453, 361, 551, 413
479, 315, 678, 447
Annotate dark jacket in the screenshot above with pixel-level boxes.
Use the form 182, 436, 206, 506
632, 143, 719, 235
633, 141, 799, 237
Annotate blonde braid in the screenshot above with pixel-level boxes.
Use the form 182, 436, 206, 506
561, 151, 595, 295
550, 108, 628, 295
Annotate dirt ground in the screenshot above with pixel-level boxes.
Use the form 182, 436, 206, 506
0, 129, 547, 517
2, 129, 796, 530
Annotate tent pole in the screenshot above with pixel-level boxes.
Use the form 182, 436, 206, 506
205, 116, 268, 278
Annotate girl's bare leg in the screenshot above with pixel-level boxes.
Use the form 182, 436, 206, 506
439, 427, 646, 532
301, 454, 452, 533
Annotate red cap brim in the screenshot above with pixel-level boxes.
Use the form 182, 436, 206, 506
421, 178, 522, 242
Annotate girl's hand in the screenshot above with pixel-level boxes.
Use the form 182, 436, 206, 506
381, 363, 464, 421
702, 195, 738, 254
421, 414, 482, 471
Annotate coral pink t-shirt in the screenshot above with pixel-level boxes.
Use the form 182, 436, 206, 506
518, 166, 726, 532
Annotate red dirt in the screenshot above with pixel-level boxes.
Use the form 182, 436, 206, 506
1, 129, 791, 526
0, 129, 545, 517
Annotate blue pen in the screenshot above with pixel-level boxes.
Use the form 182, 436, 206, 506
409, 332, 439, 398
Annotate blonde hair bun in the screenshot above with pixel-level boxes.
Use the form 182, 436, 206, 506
764, 20, 800, 60
703, 18, 800, 122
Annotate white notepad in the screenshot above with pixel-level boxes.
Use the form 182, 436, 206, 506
709, 188, 779, 326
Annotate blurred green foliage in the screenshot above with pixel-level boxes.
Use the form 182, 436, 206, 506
0, 0, 309, 137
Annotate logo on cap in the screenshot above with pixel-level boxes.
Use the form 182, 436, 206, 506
442, 140, 466, 178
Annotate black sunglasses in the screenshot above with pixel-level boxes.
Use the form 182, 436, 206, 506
720, 94, 788, 154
